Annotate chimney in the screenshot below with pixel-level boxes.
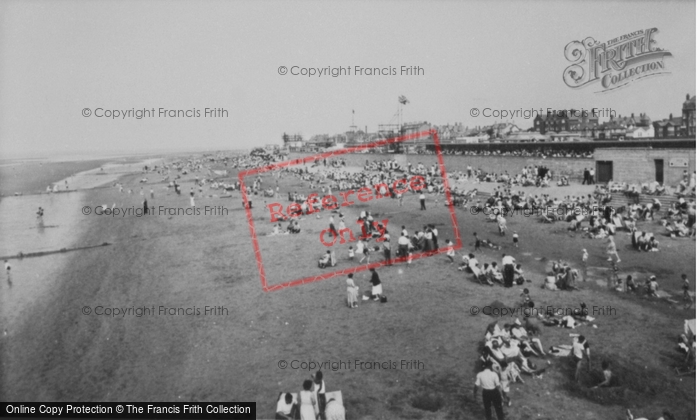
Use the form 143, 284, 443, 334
631, 113, 634, 118
687, 94, 690, 100
670, 113, 673, 120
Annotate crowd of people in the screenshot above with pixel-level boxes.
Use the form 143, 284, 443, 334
186, 151, 692, 419
275, 370, 345, 420
429, 147, 595, 159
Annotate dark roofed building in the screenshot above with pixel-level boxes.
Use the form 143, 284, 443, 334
653, 113, 684, 138
682, 93, 696, 137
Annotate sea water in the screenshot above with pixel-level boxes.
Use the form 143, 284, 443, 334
0, 192, 89, 330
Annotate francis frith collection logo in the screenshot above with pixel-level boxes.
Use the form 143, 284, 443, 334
563, 28, 672, 93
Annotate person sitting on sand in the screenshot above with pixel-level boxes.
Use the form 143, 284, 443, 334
510, 321, 545, 356
626, 275, 639, 292
647, 275, 660, 297
458, 253, 473, 272
519, 288, 532, 308
591, 361, 613, 388
482, 263, 497, 285
287, 220, 300, 234
318, 251, 331, 268
539, 310, 578, 329
324, 396, 345, 420
270, 223, 282, 235
513, 264, 526, 285
490, 262, 504, 284
275, 392, 298, 420
626, 409, 675, 420
485, 340, 507, 369
500, 338, 529, 367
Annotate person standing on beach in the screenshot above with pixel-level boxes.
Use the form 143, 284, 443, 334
150, 188, 154, 199
502, 254, 515, 288
473, 362, 505, 420
572, 335, 591, 382
328, 215, 338, 239
681, 274, 691, 301
606, 236, 621, 263
5, 260, 11, 287
382, 232, 392, 265
190, 189, 196, 207
346, 273, 359, 308
369, 268, 382, 301
143, 199, 149, 215
474, 232, 482, 253
582, 249, 588, 282
398, 233, 410, 260
419, 192, 426, 210
431, 225, 439, 250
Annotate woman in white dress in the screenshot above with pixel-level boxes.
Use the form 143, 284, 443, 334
346, 274, 359, 308
299, 380, 318, 420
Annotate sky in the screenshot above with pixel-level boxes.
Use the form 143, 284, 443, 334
0, 0, 695, 158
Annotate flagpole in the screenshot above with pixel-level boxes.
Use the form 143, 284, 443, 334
398, 103, 402, 134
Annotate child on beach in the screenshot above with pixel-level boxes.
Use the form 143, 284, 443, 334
446, 239, 455, 263
348, 246, 355, 260
512, 231, 519, 248
682, 274, 691, 301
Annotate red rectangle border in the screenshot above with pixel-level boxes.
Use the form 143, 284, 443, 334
239, 129, 462, 292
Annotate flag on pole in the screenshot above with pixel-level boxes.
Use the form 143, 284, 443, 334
398, 95, 409, 105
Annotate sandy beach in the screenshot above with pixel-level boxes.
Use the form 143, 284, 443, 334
0, 153, 694, 419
